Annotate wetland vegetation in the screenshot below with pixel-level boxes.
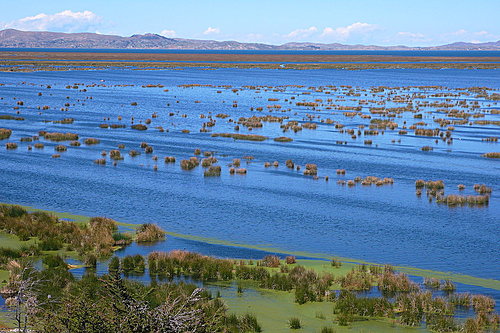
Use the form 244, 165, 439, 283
0, 57, 498, 332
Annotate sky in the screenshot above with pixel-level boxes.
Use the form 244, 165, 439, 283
0, 0, 499, 46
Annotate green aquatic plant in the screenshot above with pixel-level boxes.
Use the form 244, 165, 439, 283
288, 317, 302, 329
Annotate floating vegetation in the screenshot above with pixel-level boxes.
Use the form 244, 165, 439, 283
34, 143, 44, 149
211, 133, 267, 141
94, 158, 106, 165
69, 141, 81, 146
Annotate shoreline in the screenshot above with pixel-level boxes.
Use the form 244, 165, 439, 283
2, 202, 499, 291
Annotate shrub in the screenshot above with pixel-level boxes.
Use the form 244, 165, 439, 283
285, 256, 296, 264
108, 256, 120, 273
39, 238, 64, 251
43, 255, 67, 269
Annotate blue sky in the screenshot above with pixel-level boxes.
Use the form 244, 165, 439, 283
1, 0, 499, 46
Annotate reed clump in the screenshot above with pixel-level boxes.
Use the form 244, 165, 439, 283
84, 138, 100, 145
5, 142, 17, 149
211, 133, 267, 141
43, 132, 79, 141
437, 194, 489, 206
482, 152, 500, 158
0, 128, 12, 140
131, 124, 147, 130
304, 164, 318, 176
274, 136, 293, 142
109, 150, 123, 160
164, 156, 176, 163
204, 165, 221, 177
181, 157, 199, 170
136, 223, 166, 243
261, 255, 281, 268
54, 145, 67, 152
474, 184, 492, 194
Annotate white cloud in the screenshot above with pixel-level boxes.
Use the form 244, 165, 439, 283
321, 22, 377, 40
285, 26, 318, 39
397, 31, 425, 39
160, 29, 176, 38
1, 10, 102, 32
203, 27, 220, 35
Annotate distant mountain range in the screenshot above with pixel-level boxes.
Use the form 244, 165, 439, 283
1, 29, 499, 51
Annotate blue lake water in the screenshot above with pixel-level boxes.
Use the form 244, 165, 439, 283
0, 67, 498, 290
